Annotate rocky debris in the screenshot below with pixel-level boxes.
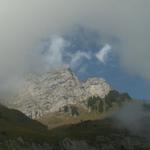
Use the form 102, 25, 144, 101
58, 138, 98, 150
0, 138, 98, 150
11, 67, 112, 119
0, 138, 52, 150
0, 136, 147, 150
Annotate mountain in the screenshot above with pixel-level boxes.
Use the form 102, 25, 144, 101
4, 66, 132, 131
11, 67, 112, 118
0, 67, 149, 149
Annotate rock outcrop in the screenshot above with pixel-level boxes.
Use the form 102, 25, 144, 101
83, 78, 111, 98
12, 67, 112, 118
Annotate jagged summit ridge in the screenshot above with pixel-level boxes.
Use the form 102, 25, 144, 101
12, 67, 112, 118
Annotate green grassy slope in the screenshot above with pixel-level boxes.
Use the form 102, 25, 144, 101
0, 104, 50, 142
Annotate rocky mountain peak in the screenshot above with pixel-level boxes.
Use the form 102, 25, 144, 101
11, 67, 112, 119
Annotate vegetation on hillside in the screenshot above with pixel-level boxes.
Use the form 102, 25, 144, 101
63, 105, 79, 116
42, 90, 132, 129
87, 96, 104, 113
87, 90, 132, 113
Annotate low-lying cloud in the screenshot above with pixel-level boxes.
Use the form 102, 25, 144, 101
0, 0, 150, 93
113, 103, 150, 138
44, 36, 67, 70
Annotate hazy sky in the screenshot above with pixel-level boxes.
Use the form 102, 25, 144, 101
0, 0, 150, 98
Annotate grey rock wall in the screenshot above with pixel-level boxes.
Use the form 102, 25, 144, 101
12, 67, 112, 118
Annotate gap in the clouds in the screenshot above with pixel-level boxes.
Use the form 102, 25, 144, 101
39, 26, 150, 100
62, 26, 150, 100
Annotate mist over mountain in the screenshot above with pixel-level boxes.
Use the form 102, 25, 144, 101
0, 65, 149, 150
0, 1, 150, 150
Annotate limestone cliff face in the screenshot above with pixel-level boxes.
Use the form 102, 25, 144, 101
12, 67, 112, 118
83, 78, 111, 98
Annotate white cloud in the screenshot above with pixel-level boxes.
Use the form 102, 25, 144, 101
96, 44, 112, 64
70, 51, 91, 69
44, 36, 67, 70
